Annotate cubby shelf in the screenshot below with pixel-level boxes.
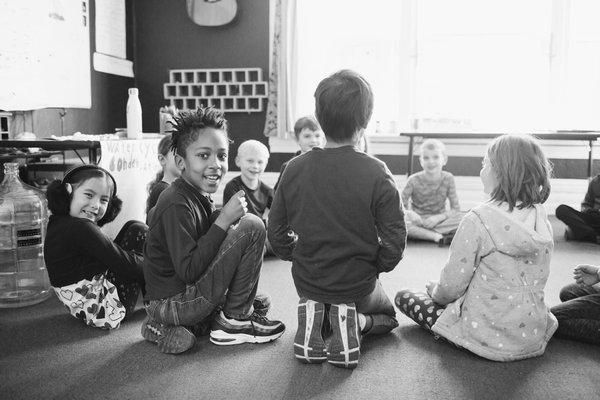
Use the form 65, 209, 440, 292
163, 68, 269, 113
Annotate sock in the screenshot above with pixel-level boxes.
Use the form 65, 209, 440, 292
358, 313, 366, 330
358, 314, 373, 333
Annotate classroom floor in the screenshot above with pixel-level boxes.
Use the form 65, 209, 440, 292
1, 216, 599, 400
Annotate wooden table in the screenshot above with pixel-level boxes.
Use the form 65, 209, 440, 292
0, 139, 101, 164
400, 132, 600, 178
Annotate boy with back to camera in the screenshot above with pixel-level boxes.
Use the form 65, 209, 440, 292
142, 107, 285, 354
402, 139, 465, 246
268, 70, 406, 369
273, 116, 325, 191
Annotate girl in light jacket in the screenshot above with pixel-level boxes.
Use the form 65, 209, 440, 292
395, 134, 558, 361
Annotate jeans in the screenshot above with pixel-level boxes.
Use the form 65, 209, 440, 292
551, 283, 600, 345
356, 279, 396, 317
145, 214, 266, 326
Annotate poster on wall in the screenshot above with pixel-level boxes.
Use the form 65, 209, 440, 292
99, 138, 161, 238
0, 0, 91, 110
94, 0, 133, 77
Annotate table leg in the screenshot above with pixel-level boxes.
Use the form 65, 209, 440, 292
589, 140, 594, 179
407, 137, 414, 176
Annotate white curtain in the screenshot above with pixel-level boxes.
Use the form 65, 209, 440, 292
263, 0, 297, 138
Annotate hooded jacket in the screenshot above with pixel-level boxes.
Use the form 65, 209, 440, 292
430, 202, 558, 361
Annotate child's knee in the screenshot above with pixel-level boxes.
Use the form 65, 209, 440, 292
237, 213, 266, 235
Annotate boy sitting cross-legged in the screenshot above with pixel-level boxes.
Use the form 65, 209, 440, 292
141, 107, 285, 354
268, 70, 406, 369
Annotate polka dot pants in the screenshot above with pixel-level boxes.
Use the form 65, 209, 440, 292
395, 289, 445, 331
107, 220, 148, 318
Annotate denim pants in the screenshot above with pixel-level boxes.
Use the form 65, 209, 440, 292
355, 280, 396, 317
145, 214, 266, 326
551, 283, 600, 345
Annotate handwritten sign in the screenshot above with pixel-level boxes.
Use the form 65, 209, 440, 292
99, 138, 161, 238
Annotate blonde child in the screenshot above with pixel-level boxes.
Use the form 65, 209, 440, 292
402, 139, 464, 245
395, 134, 558, 361
223, 140, 273, 224
273, 116, 325, 191
44, 165, 147, 329
269, 70, 406, 369
551, 264, 600, 345
146, 133, 181, 215
142, 107, 284, 354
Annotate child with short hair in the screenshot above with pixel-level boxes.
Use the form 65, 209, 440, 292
146, 133, 181, 215
224, 139, 275, 255
402, 139, 464, 246
44, 165, 147, 329
273, 116, 325, 191
269, 70, 406, 369
142, 107, 285, 354
555, 175, 600, 243
223, 140, 273, 224
551, 264, 600, 345
396, 134, 558, 361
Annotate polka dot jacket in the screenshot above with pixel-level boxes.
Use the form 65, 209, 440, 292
429, 202, 558, 362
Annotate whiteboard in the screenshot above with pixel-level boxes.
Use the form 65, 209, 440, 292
0, 0, 91, 110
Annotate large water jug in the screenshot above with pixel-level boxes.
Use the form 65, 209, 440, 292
0, 162, 51, 307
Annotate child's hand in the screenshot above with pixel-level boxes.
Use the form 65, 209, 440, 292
422, 214, 446, 229
215, 190, 247, 230
574, 264, 600, 286
407, 210, 423, 226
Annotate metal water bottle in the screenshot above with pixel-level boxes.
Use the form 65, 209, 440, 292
126, 88, 143, 139
0, 163, 51, 307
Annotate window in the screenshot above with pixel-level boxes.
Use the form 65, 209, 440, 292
293, 0, 600, 134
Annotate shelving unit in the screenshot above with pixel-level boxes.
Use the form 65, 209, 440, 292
163, 68, 269, 113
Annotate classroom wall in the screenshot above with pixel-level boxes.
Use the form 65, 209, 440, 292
30, 0, 135, 138
133, 0, 270, 170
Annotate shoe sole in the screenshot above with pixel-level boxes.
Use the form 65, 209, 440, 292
141, 319, 161, 344
327, 303, 360, 369
209, 329, 284, 346
157, 326, 196, 354
294, 299, 327, 363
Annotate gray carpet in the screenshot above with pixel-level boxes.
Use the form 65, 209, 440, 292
1, 217, 599, 400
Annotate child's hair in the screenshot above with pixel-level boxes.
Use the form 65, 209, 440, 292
148, 133, 173, 195
47, 165, 122, 227
170, 106, 229, 157
314, 69, 373, 142
237, 139, 270, 160
419, 139, 446, 156
293, 116, 320, 139
486, 134, 552, 211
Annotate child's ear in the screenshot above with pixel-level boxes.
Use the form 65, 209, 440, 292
235, 155, 241, 168
158, 154, 167, 167
65, 183, 72, 194
442, 154, 449, 166
175, 153, 185, 171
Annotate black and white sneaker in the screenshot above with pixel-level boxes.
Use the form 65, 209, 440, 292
210, 311, 285, 345
141, 317, 196, 354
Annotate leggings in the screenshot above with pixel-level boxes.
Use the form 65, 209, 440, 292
106, 220, 148, 317
395, 289, 445, 331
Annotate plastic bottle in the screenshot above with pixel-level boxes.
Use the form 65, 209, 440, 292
0, 163, 51, 307
126, 88, 143, 139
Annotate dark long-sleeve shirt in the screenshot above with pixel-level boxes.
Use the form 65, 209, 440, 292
143, 178, 227, 300
268, 146, 406, 304
44, 215, 144, 287
581, 174, 600, 212
223, 175, 273, 220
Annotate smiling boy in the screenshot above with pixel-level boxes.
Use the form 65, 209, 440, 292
142, 107, 285, 354
223, 140, 273, 222
401, 139, 464, 245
